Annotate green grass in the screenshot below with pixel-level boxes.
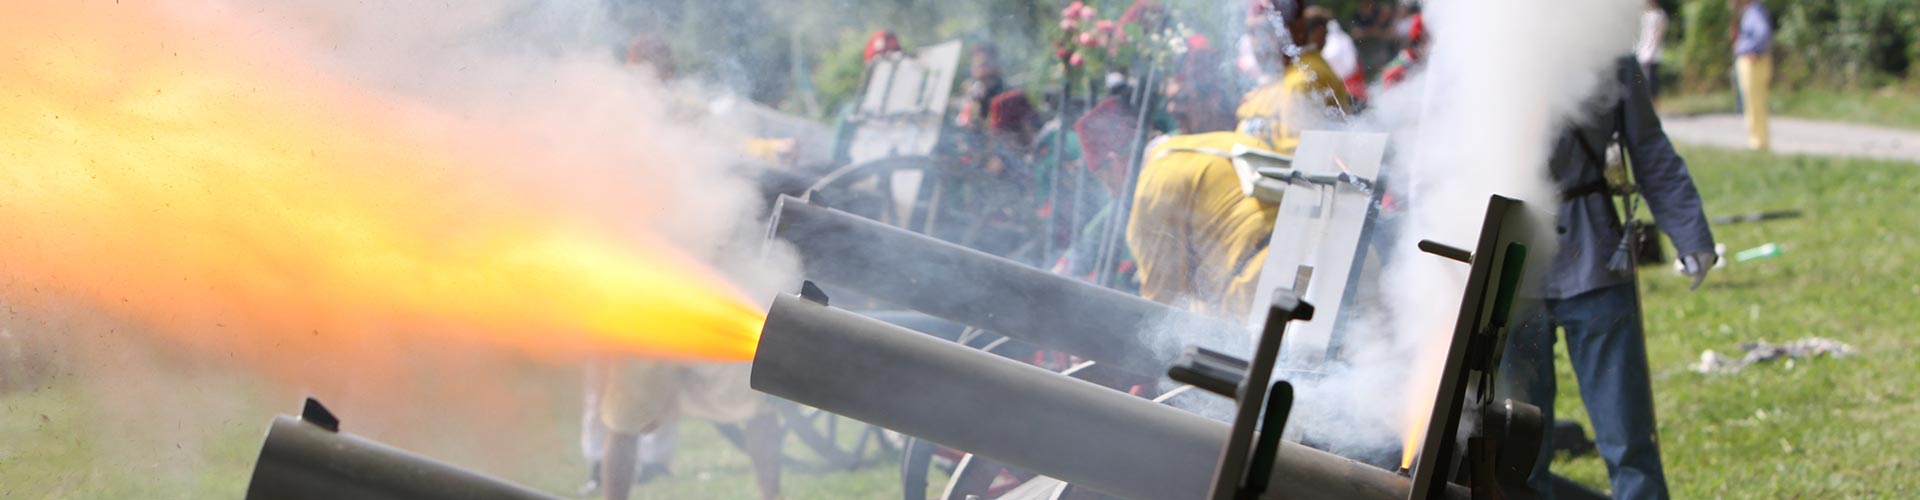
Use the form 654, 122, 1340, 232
4, 146, 1915, 500
1659, 87, 1920, 130
1546, 145, 1920, 498
0, 332, 906, 500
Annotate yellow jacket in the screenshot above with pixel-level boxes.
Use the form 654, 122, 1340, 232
1127, 132, 1277, 320
1235, 51, 1352, 155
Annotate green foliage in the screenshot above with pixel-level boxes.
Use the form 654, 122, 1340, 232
618, 0, 1251, 118
1670, 0, 1733, 92
811, 30, 878, 118
1672, 0, 1914, 91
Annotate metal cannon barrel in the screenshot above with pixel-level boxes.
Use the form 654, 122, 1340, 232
247, 414, 560, 500
767, 195, 1246, 378
752, 294, 1426, 500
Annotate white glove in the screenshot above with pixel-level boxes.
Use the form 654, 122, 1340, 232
1680, 251, 1717, 291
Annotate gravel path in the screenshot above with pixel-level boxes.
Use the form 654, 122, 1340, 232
1659, 113, 1920, 164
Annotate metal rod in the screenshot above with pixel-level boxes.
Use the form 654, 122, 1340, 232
752, 294, 1449, 500
247, 415, 560, 500
1044, 75, 1074, 262
767, 195, 1247, 378
1094, 63, 1162, 288
1417, 239, 1473, 264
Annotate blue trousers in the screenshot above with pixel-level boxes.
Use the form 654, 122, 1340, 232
1499, 284, 1670, 500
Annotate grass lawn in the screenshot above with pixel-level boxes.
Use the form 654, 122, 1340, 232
0, 335, 907, 500
1547, 145, 1919, 498
1659, 87, 1920, 131
3, 145, 1914, 500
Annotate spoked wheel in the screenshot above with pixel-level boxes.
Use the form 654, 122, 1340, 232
781, 400, 901, 471
807, 155, 944, 230
897, 327, 1030, 500
715, 400, 901, 474
808, 154, 1041, 264
899, 360, 1170, 500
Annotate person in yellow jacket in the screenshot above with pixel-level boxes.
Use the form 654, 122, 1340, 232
583, 36, 786, 500
1237, 1, 1351, 155
1127, 41, 1277, 320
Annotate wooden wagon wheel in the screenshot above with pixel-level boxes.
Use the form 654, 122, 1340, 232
806, 155, 945, 231
714, 399, 902, 474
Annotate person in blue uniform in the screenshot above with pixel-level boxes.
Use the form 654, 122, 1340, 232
1502, 57, 1718, 500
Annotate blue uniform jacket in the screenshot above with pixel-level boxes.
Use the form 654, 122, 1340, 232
1543, 58, 1715, 299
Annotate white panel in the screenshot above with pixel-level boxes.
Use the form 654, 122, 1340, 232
1244, 131, 1390, 370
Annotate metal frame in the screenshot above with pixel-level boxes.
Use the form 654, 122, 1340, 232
1406, 195, 1536, 500
1203, 292, 1313, 500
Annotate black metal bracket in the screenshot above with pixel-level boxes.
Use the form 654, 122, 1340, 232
1169, 346, 1251, 398
300, 397, 340, 433
1182, 291, 1313, 500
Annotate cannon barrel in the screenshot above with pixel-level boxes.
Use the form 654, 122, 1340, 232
752, 294, 1435, 500
767, 195, 1246, 378
247, 413, 560, 500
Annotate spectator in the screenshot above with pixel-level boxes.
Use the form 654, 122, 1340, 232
1635, 0, 1668, 99
585, 37, 787, 500
1348, 0, 1399, 75
957, 43, 1007, 130
1349, 0, 1394, 39
1379, 13, 1426, 88
1392, 3, 1421, 40
1732, 0, 1772, 151
1314, 8, 1369, 104
980, 89, 1042, 225
1066, 86, 1143, 283
1237, 0, 1352, 155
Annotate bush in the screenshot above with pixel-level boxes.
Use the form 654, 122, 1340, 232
1671, 0, 1735, 92
1672, 0, 1915, 91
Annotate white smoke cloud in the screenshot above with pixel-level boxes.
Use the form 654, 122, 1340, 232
5, 0, 798, 493
1280, 0, 1642, 462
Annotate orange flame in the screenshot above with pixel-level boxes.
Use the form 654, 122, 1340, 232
1399, 325, 1454, 470
1, 2, 763, 365
1400, 408, 1426, 470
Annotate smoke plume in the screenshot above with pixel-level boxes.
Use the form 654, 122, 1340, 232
2, 0, 794, 490
1277, 0, 1643, 464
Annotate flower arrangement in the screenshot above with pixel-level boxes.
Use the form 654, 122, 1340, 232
1052, 1, 1194, 82
1054, 2, 1108, 71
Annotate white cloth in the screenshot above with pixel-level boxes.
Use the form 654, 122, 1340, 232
1322, 21, 1360, 79
582, 359, 682, 468
1635, 9, 1667, 65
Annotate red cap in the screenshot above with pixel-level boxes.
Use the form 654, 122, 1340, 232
987, 90, 1037, 133
1074, 98, 1139, 196
863, 29, 902, 63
